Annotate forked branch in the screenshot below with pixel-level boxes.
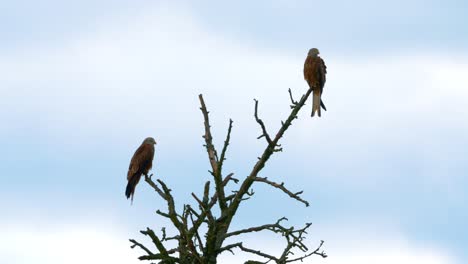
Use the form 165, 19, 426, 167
288, 88, 299, 109
221, 221, 326, 263
254, 99, 273, 144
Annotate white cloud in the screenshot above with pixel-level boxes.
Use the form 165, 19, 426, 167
1, 1, 467, 192
0, 1, 299, 148
1, 2, 467, 140
0, 0, 466, 199
1, 220, 457, 264
1, 1, 467, 141
0, 225, 140, 264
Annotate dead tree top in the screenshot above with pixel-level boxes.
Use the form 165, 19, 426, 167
130, 87, 327, 263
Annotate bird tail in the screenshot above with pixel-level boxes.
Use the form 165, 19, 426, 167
311, 91, 322, 117
125, 175, 140, 203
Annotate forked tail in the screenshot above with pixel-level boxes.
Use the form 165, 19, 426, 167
311, 91, 322, 117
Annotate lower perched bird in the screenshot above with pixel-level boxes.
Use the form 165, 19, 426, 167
303, 48, 327, 117
126, 137, 156, 203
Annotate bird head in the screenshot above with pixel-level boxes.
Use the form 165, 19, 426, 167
308, 48, 320, 57
143, 137, 157, 145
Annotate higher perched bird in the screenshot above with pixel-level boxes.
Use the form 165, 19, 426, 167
303, 48, 327, 117
125, 137, 156, 203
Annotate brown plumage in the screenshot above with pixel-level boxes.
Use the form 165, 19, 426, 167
303, 48, 327, 117
125, 137, 156, 203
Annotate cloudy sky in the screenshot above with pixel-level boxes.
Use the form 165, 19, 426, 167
1, 0, 467, 263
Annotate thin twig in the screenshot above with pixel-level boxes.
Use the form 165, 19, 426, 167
224, 217, 288, 238
219, 119, 233, 172
286, 240, 327, 262
219, 242, 278, 262
254, 99, 273, 144
254, 177, 309, 207
288, 88, 298, 108
129, 239, 153, 256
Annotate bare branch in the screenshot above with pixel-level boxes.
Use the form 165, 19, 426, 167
203, 181, 211, 204
144, 174, 166, 199
219, 242, 278, 262
137, 247, 180, 262
222, 172, 238, 186
156, 210, 171, 219
288, 88, 298, 108
254, 177, 309, 207
224, 217, 288, 238
222, 220, 321, 263
277, 223, 312, 261
129, 239, 154, 256
140, 228, 172, 258
286, 240, 327, 262
198, 94, 219, 171
192, 193, 214, 223
227, 87, 314, 228
219, 119, 233, 171
188, 210, 205, 253
187, 198, 216, 240
155, 179, 184, 233
254, 99, 273, 144
188, 172, 236, 229
199, 94, 227, 212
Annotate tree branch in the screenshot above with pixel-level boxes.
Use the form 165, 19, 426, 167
154, 179, 184, 235
224, 217, 288, 238
219, 119, 233, 172
129, 238, 154, 256
226, 87, 314, 228
133, 228, 180, 262
288, 88, 298, 108
222, 220, 323, 263
188, 209, 205, 253
219, 242, 278, 262
144, 174, 166, 199
254, 177, 309, 207
192, 193, 215, 223
199, 94, 227, 212
254, 99, 273, 144
285, 240, 327, 262
198, 94, 219, 171
222, 172, 237, 186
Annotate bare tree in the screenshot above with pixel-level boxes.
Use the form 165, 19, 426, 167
129, 87, 327, 263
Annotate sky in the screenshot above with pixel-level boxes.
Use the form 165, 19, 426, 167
1, 0, 467, 263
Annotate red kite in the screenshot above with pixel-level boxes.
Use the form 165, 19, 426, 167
125, 137, 156, 202
304, 48, 327, 117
